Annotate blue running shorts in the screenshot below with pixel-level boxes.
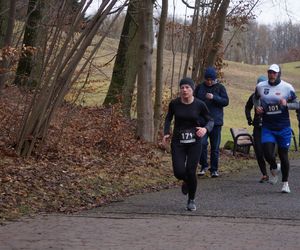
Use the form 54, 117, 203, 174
261, 127, 292, 149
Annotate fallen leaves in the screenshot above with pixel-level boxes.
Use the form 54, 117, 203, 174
0, 85, 176, 221
0, 85, 261, 222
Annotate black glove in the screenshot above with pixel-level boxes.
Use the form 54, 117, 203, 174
247, 120, 253, 126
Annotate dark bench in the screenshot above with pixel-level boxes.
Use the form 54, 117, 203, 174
230, 128, 253, 156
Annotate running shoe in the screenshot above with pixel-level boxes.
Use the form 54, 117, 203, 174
186, 199, 197, 211
281, 182, 291, 193
259, 175, 269, 183
198, 167, 208, 176
211, 171, 219, 178
269, 169, 279, 185
181, 181, 188, 195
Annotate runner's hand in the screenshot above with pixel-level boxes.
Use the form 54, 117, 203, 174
256, 106, 264, 114
196, 127, 207, 138
279, 98, 287, 106
205, 93, 213, 100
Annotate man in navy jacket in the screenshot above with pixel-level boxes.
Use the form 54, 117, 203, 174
194, 67, 229, 177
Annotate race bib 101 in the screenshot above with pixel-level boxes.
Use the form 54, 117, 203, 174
266, 104, 282, 115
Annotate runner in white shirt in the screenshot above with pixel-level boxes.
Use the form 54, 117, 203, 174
255, 64, 297, 193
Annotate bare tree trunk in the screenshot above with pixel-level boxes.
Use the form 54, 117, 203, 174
28, 0, 49, 88
0, 0, 9, 48
153, 0, 168, 142
170, 1, 176, 98
0, 0, 16, 91
136, 0, 154, 142
178, 6, 188, 83
206, 0, 229, 67
183, 0, 200, 78
14, 0, 42, 87
103, 0, 140, 117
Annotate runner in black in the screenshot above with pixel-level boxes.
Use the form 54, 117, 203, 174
162, 77, 214, 211
245, 75, 271, 182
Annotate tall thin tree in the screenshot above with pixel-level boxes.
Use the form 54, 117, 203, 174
153, 0, 168, 142
136, 0, 154, 141
103, 0, 140, 117
0, 0, 10, 48
0, 0, 16, 91
14, 0, 42, 87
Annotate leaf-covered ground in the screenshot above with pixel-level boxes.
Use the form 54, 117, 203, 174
0, 85, 256, 222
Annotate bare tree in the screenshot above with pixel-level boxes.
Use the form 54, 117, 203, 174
182, 0, 200, 78
153, 0, 168, 142
136, 0, 154, 142
0, 0, 16, 91
0, 0, 10, 48
16, 0, 125, 156
170, 0, 176, 98
206, 0, 230, 67
103, 0, 140, 117
14, 0, 42, 87
175, 0, 259, 81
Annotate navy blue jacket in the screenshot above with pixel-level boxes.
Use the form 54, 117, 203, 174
194, 81, 229, 126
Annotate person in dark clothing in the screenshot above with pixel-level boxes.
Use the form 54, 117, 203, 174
162, 77, 214, 211
194, 67, 229, 178
245, 75, 277, 183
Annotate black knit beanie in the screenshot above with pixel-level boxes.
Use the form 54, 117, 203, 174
179, 77, 195, 90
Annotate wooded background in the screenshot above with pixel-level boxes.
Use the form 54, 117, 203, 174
0, 0, 299, 157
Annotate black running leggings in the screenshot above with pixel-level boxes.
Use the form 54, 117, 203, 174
171, 140, 202, 200
253, 126, 267, 176
263, 142, 289, 182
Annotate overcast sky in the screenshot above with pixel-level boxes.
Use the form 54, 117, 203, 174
254, 0, 300, 24
86, 0, 300, 25
167, 0, 300, 25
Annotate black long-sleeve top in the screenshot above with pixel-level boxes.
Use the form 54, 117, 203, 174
245, 93, 262, 127
163, 97, 214, 140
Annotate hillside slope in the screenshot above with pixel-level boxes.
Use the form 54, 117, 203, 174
76, 39, 300, 144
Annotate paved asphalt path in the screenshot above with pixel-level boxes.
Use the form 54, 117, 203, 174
1, 160, 300, 250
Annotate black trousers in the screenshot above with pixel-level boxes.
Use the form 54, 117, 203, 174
171, 140, 202, 200
253, 126, 267, 176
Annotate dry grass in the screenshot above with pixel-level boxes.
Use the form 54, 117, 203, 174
72, 38, 300, 148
